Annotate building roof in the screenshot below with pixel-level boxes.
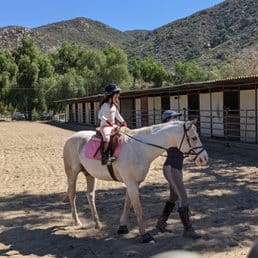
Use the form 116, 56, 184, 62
54, 75, 258, 103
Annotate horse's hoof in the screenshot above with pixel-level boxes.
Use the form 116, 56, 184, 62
142, 232, 155, 243
117, 225, 129, 234
95, 222, 102, 229
74, 221, 82, 226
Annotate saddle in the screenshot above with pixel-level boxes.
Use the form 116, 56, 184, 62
95, 127, 121, 156
85, 127, 123, 163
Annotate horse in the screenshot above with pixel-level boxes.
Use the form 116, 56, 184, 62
63, 120, 208, 243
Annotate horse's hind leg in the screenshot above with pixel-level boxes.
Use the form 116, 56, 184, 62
65, 161, 82, 226
85, 173, 101, 229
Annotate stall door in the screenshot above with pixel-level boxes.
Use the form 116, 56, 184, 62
188, 93, 200, 130
240, 90, 256, 142
120, 98, 135, 128
161, 95, 170, 111
141, 97, 148, 126
188, 93, 199, 120
224, 91, 240, 140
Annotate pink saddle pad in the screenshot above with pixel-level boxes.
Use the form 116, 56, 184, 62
85, 137, 123, 161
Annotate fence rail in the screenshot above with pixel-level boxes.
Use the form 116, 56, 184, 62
2, 108, 257, 144
45, 108, 258, 144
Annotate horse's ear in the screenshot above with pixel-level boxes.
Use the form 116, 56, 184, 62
186, 119, 197, 130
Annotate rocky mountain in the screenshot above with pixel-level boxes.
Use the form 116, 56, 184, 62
0, 0, 257, 69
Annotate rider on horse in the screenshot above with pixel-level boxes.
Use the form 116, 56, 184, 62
98, 84, 127, 165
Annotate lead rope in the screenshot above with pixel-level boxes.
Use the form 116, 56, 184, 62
120, 130, 168, 151
119, 126, 205, 160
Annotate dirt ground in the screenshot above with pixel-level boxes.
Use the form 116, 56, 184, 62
0, 121, 257, 258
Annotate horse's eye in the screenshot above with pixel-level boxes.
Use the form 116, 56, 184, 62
192, 136, 197, 141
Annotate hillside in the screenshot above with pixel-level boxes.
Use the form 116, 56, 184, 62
126, 0, 258, 68
0, 17, 133, 52
0, 0, 257, 69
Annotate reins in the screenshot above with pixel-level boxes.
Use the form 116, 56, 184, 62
120, 131, 168, 151
119, 122, 205, 160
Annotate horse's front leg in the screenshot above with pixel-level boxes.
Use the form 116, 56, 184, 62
117, 189, 131, 234
85, 173, 102, 229
126, 182, 155, 243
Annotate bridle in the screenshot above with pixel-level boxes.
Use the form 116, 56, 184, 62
178, 123, 205, 160
119, 122, 205, 161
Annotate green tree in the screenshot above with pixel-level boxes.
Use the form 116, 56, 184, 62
10, 36, 54, 120
0, 50, 18, 113
76, 48, 105, 95
46, 73, 85, 111
102, 46, 130, 90
55, 42, 79, 74
130, 57, 171, 88
173, 62, 209, 85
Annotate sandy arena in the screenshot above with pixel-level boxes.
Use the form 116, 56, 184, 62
0, 121, 257, 258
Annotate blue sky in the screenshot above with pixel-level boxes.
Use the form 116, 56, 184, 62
1, 0, 224, 31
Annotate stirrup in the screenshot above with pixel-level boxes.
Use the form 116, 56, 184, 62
105, 156, 116, 165
108, 156, 116, 161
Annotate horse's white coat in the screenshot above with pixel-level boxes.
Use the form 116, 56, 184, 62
63, 121, 208, 236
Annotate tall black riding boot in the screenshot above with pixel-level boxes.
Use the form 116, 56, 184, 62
107, 147, 116, 163
156, 200, 175, 232
100, 142, 108, 165
178, 206, 201, 239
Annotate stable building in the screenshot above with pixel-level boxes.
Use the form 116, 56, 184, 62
58, 76, 258, 144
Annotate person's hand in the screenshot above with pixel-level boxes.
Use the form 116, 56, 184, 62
106, 120, 114, 126
120, 121, 127, 127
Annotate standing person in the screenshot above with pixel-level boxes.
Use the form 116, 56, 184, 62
156, 110, 201, 239
98, 84, 127, 165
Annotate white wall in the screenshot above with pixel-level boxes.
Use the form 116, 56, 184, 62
93, 102, 99, 125
154, 96, 161, 123
240, 90, 256, 142
85, 102, 91, 124
170, 96, 179, 111
148, 96, 161, 124
77, 103, 83, 123
211, 92, 224, 137
72, 103, 76, 122
178, 95, 188, 120
65, 105, 69, 122
199, 93, 211, 136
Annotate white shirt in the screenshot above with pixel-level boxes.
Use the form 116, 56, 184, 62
98, 103, 124, 126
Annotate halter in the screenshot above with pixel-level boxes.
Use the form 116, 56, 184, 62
120, 122, 205, 160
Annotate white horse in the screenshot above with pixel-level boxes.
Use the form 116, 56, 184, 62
63, 120, 208, 243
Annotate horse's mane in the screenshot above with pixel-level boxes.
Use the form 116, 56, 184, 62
125, 121, 183, 136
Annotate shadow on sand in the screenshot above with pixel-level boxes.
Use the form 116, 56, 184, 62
0, 122, 257, 257
0, 151, 257, 258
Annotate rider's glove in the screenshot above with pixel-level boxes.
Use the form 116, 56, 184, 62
120, 121, 128, 127
106, 119, 114, 126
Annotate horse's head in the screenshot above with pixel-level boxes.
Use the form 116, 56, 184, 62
176, 120, 208, 166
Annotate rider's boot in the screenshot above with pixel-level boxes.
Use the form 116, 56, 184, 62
178, 206, 201, 239
101, 142, 116, 165
107, 148, 116, 163
156, 200, 175, 232
100, 142, 109, 165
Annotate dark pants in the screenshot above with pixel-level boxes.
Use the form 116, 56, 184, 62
163, 165, 188, 207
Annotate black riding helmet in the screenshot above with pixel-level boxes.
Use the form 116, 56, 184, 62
104, 84, 121, 95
